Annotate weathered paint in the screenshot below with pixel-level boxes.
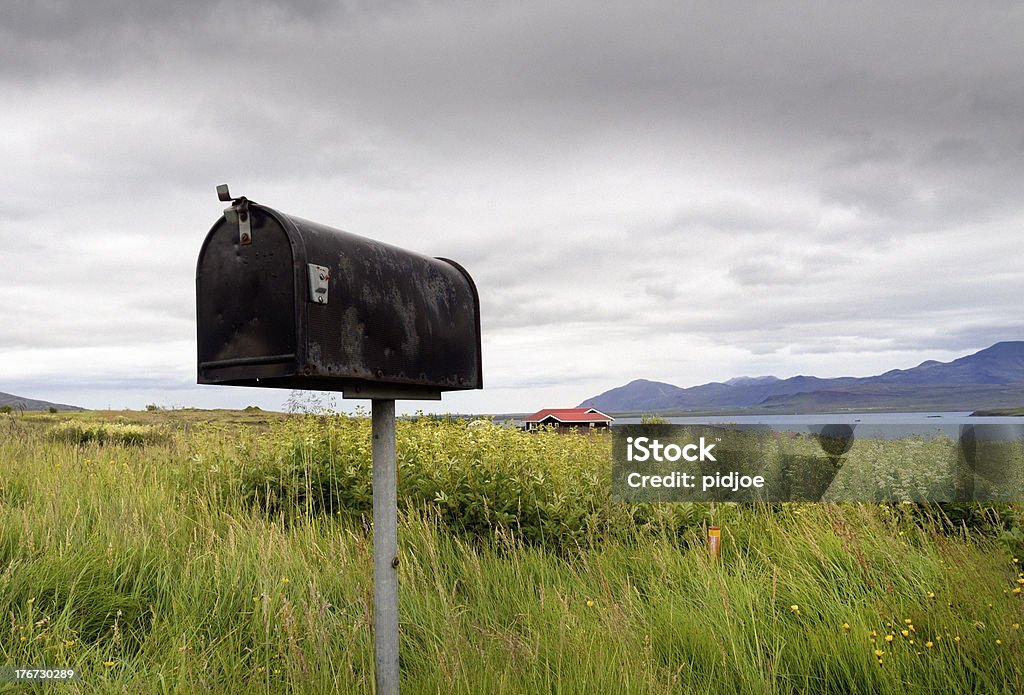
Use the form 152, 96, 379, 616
196, 202, 482, 395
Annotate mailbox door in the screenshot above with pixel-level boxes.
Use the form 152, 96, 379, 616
196, 210, 299, 384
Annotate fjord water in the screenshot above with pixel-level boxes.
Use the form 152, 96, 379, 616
614, 412, 1024, 439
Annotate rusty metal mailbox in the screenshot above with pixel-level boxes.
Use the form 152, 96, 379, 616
196, 187, 482, 399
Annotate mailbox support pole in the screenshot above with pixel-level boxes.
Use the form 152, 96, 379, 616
372, 399, 400, 695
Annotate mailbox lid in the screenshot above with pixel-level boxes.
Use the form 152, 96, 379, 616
276, 208, 482, 391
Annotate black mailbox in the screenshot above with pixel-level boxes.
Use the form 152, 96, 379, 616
196, 187, 482, 399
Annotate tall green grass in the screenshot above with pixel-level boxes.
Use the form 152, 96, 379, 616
0, 412, 1022, 693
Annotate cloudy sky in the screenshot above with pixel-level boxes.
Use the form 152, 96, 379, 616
2, 1, 1023, 414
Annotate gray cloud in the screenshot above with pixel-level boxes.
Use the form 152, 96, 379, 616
2, 1, 1024, 412
824, 131, 903, 170
919, 137, 991, 168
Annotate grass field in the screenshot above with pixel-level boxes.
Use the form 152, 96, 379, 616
1, 409, 1023, 693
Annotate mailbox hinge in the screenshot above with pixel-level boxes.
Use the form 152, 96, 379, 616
217, 184, 252, 246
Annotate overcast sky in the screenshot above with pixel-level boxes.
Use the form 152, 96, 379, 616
2, 1, 1023, 414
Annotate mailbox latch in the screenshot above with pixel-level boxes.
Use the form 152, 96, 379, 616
308, 263, 330, 304
217, 184, 252, 246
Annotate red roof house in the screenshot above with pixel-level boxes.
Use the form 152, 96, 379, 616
523, 407, 614, 430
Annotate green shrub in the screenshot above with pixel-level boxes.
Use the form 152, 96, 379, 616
189, 416, 691, 549
49, 421, 167, 446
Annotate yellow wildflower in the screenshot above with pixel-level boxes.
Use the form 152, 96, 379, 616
885, 634, 894, 643
1013, 588, 1022, 595
842, 623, 850, 631
789, 605, 800, 615
902, 630, 910, 637
586, 600, 594, 607
925, 641, 934, 648
904, 618, 912, 625
103, 661, 115, 667
996, 639, 1002, 646
954, 636, 961, 643
874, 649, 884, 657
281, 577, 289, 584
926, 592, 935, 599
1012, 624, 1020, 630
27, 597, 35, 605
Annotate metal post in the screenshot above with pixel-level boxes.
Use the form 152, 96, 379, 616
372, 399, 399, 694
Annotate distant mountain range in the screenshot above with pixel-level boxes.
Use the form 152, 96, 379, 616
0, 391, 83, 412
579, 341, 1024, 414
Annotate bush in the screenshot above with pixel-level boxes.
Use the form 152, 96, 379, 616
49, 421, 168, 446
48, 406, 58, 414
187, 417, 1024, 551
190, 416, 689, 550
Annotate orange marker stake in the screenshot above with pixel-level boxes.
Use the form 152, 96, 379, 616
708, 526, 721, 561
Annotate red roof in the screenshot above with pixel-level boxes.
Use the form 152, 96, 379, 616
524, 407, 613, 423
